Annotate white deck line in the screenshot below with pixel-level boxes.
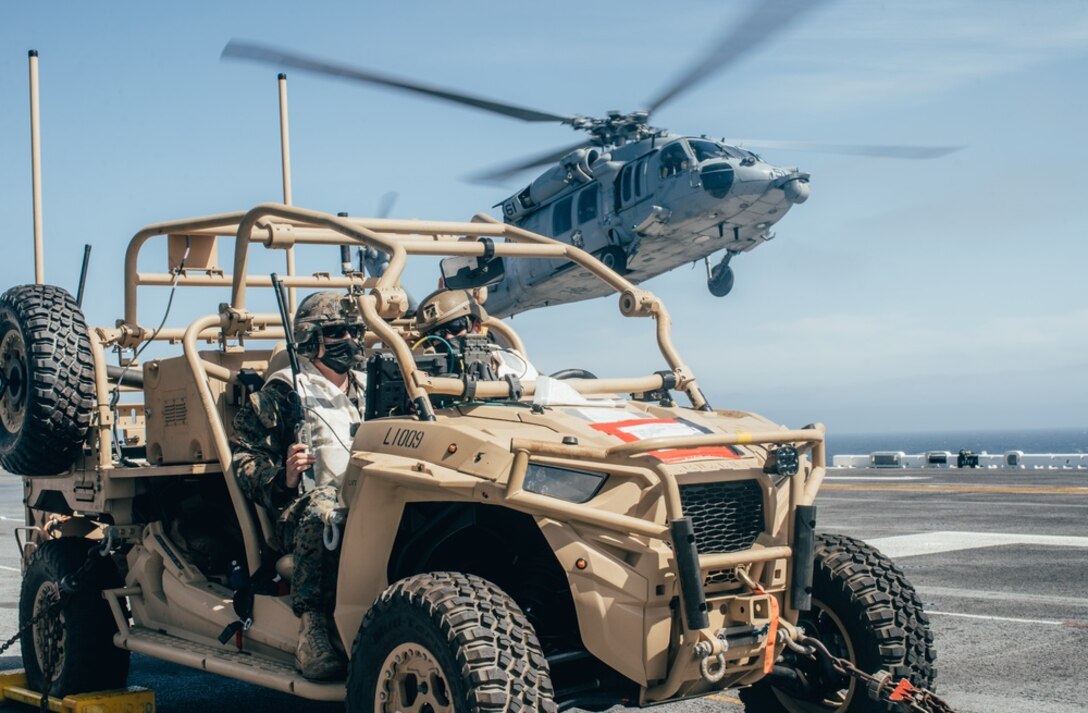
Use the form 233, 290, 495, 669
926, 611, 1065, 626
866, 531, 1088, 558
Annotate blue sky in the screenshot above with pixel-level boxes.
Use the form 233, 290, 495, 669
2, 1, 1085, 435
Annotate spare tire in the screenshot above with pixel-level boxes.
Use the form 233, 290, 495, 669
0, 285, 95, 475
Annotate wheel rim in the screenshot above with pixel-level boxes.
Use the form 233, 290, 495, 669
772, 598, 857, 713
31, 580, 66, 683
375, 642, 453, 713
0, 329, 27, 434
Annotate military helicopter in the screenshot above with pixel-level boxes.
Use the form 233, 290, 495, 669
223, 0, 958, 317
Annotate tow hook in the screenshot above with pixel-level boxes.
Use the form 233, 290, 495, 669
694, 625, 761, 684
694, 640, 726, 683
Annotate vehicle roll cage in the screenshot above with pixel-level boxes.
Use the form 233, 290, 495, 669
110, 202, 712, 419
87, 202, 827, 612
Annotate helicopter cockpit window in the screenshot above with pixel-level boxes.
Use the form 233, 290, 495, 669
689, 139, 729, 163
552, 195, 574, 235
621, 165, 633, 203
659, 143, 690, 178
577, 184, 598, 224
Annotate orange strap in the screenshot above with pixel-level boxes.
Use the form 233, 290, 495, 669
750, 584, 781, 675
763, 593, 780, 674
889, 678, 914, 702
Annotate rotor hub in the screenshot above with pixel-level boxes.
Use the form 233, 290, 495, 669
580, 111, 660, 147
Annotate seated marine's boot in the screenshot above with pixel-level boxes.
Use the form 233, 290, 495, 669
296, 611, 346, 680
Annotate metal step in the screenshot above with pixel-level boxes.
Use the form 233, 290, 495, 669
116, 626, 345, 701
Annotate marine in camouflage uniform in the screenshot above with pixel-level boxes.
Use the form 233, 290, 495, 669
231, 385, 344, 616
416, 289, 539, 380
230, 291, 365, 681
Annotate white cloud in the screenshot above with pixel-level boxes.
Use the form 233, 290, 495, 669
734, 1, 1088, 114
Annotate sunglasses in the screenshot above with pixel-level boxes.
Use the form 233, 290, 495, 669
437, 316, 474, 337
321, 324, 364, 340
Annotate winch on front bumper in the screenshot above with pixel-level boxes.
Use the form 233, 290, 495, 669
506, 425, 827, 704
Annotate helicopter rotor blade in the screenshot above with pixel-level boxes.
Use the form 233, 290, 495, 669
376, 191, 399, 218
727, 139, 963, 159
645, 0, 832, 116
222, 39, 576, 124
467, 141, 592, 185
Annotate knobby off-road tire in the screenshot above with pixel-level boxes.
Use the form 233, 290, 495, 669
19, 537, 130, 696
740, 533, 936, 713
347, 572, 557, 713
0, 285, 95, 475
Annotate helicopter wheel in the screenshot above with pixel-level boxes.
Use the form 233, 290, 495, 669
707, 259, 735, 297
593, 247, 628, 274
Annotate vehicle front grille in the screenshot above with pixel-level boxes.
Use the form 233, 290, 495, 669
705, 569, 739, 586
679, 480, 764, 555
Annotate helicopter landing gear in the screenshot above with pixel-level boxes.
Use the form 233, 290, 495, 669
705, 253, 735, 297
593, 246, 628, 274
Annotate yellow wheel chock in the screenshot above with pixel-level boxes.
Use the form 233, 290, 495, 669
0, 671, 154, 713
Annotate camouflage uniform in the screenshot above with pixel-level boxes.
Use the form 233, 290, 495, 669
231, 363, 362, 616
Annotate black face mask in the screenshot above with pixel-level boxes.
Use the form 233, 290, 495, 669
319, 339, 361, 374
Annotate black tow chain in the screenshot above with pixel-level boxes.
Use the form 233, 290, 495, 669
0, 592, 60, 658
798, 635, 957, 713
0, 540, 111, 713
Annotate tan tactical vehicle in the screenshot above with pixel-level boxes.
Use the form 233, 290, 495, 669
3, 203, 937, 713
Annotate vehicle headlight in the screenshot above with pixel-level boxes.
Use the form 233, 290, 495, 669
763, 445, 800, 478
524, 463, 608, 503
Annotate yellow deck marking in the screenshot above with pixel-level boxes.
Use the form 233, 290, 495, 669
708, 693, 744, 704
821, 484, 1088, 495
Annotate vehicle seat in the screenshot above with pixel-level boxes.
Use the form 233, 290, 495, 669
238, 341, 291, 557
263, 343, 290, 378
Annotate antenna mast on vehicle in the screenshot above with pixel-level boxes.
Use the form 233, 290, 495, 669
28, 50, 44, 285
278, 72, 297, 312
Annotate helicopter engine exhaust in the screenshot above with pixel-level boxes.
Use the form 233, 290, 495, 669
561, 147, 601, 181
526, 147, 601, 206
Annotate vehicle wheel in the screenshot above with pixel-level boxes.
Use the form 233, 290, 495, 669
19, 537, 130, 696
347, 572, 556, 713
739, 534, 936, 713
0, 285, 95, 475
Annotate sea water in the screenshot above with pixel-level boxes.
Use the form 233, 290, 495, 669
826, 427, 1088, 458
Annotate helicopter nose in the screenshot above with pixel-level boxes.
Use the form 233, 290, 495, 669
783, 177, 810, 204
773, 170, 810, 204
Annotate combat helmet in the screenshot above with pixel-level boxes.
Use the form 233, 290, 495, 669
294, 291, 364, 355
415, 289, 487, 336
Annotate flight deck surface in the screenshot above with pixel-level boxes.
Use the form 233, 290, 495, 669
0, 468, 1084, 713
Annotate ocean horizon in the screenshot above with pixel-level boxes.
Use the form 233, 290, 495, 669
826, 426, 1088, 458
